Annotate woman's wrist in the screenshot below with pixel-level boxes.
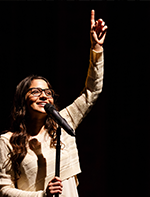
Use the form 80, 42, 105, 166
91, 43, 103, 52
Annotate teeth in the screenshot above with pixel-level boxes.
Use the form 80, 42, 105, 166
38, 103, 46, 106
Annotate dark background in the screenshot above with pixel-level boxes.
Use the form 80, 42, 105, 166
0, 3, 150, 197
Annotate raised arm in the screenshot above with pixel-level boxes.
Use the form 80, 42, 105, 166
60, 10, 108, 130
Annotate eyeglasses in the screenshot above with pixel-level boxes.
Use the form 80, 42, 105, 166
27, 87, 54, 98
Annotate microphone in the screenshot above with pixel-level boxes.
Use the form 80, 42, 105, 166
44, 103, 75, 137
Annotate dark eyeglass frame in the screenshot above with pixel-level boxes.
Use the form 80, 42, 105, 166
26, 87, 54, 98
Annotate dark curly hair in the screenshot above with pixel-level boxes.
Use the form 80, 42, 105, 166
9, 75, 58, 181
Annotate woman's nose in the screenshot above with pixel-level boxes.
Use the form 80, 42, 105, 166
39, 91, 47, 99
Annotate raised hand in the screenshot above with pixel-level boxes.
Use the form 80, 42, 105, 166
90, 10, 108, 52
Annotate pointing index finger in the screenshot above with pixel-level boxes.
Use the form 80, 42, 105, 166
91, 10, 95, 29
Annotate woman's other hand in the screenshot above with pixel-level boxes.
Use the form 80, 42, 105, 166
46, 176, 63, 197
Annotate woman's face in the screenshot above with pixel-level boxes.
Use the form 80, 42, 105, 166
25, 79, 54, 118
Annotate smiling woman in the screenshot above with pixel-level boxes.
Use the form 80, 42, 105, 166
0, 10, 107, 197
8, 75, 59, 182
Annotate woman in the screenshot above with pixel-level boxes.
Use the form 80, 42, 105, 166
0, 10, 107, 197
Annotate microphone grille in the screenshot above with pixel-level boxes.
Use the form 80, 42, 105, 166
44, 103, 55, 113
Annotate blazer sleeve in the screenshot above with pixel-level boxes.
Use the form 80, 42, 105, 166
0, 137, 46, 197
60, 49, 104, 130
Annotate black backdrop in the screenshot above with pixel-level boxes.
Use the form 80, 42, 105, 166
0, 3, 150, 197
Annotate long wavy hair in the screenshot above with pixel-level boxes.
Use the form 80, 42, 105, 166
9, 75, 58, 181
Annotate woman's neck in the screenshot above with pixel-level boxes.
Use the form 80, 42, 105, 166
27, 117, 46, 137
